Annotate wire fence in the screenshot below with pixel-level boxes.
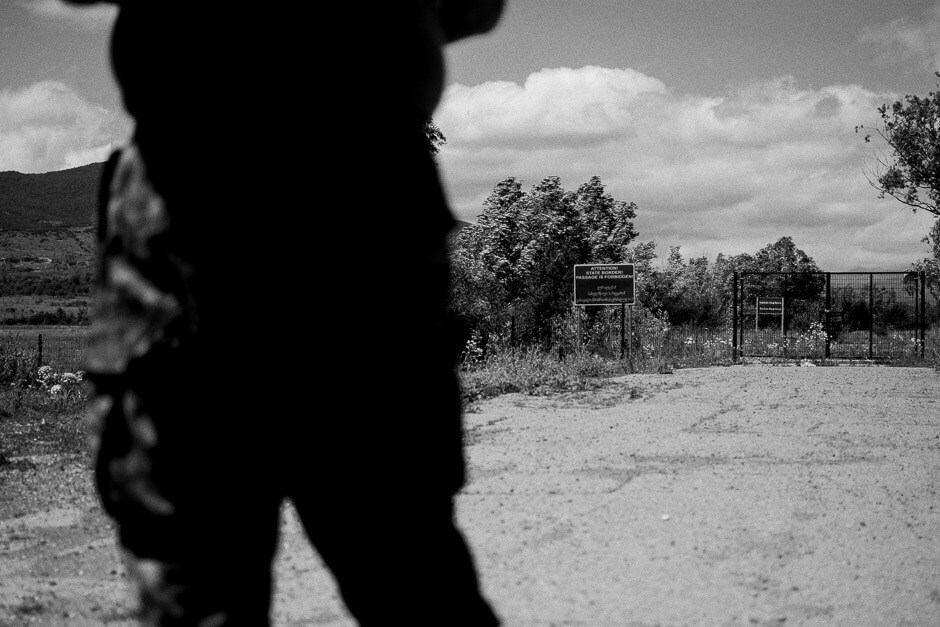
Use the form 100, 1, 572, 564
0, 329, 89, 373
734, 272, 934, 361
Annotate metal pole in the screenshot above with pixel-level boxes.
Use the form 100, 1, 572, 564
576, 307, 581, 356
620, 302, 625, 360
825, 273, 831, 359
921, 271, 927, 358
628, 305, 633, 364
732, 272, 738, 362
739, 274, 745, 356
869, 273, 874, 360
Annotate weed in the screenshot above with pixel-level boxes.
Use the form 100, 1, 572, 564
0, 341, 39, 386
459, 346, 624, 403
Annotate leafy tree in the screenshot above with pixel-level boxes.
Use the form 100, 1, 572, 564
450, 175, 639, 348
752, 236, 820, 272
858, 76, 940, 319
573, 176, 638, 263
424, 117, 447, 156
912, 219, 940, 320
731, 236, 825, 329
857, 73, 940, 217
633, 246, 732, 327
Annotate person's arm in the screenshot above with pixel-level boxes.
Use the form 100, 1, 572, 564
438, 0, 505, 43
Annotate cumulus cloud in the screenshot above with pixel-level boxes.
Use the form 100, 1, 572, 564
442, 66, 666, 149
17, 0, 117, 30
860, 3, 940, 72
436, 66, 930, 271
0, 81, 120, 173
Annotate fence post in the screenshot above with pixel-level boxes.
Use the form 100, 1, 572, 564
732, 272, 738, 362
37, 333, 43, 366
620, 303, 625, 360
739, 273, 745, 358
628, 305, 633, 365
869, 273, 874, 360
825, 273, 831, 359
921, 271, 927, 358
576, 307, 581, 356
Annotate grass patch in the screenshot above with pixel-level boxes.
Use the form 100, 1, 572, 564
458, 348, 633, 403
0, 386, 88, 462
0, 340, 89, 464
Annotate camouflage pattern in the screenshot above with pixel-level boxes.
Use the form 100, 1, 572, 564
87, 144, 184, 521
84, 146, 257, 623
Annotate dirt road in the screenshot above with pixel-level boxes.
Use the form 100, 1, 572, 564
2, 364, 939, 625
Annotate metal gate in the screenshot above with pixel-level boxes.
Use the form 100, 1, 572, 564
732, 272, 927, 361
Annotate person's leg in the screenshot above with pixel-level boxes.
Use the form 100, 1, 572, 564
284, 110, 497, 624
290, 486, 498, 626
90, 366, 285, 625
284, 243, 498, 624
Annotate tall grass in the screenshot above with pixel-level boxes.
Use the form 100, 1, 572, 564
457, 324, 736, 404
0, 328, 88, 372
0, 340, 40, 387
458, 323, 940, 403
458, 347, 627, 402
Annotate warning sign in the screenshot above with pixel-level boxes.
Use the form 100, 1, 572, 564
574, 264, 636, 305
756, 297, 784, 315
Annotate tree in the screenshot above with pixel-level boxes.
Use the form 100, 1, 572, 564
912, 219, 940, 318
631, 246, 733, 327
857, 74, 939, 216
449, 175, 639, 348
424, 117, 446, 156
573, 176, 638, 263
858, 77, 940, 319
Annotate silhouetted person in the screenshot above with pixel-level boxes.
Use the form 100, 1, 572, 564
70, 1, 505, 623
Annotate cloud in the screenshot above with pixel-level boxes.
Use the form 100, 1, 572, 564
17, 0, 117, 30
441, 66, 666, 149
0, 81, 121, 173
859, 3, 940, 72
436, 66, 932, 271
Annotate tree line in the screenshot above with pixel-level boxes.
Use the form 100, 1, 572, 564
447, 174, 823, 353
0, 268, 92, 298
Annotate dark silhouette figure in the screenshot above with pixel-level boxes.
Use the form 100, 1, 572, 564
69, 1, 504, 623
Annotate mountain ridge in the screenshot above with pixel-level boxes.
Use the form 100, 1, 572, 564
0, 162, 103, 232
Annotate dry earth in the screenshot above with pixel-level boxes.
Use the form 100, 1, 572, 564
1, 364, 939, 625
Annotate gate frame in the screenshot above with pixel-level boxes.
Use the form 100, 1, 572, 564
732, 271, 926, 362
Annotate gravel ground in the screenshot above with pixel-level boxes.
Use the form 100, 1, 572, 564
2, 364, 939, 625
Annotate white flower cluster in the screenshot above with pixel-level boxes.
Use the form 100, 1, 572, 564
36, 365, 85, 396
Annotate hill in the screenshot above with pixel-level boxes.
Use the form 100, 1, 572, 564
0, 162, 103, 232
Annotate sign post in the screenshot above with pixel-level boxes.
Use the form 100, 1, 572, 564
574, 264, 636, 359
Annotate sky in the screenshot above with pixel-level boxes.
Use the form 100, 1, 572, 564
1, 0, 939, 271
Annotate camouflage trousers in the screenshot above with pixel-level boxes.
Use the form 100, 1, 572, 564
86, 144, 498, 625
